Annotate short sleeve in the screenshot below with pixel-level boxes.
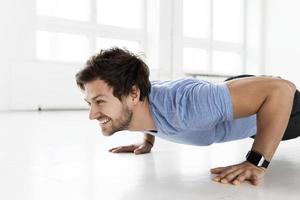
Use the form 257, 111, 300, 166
176, 80, 234, 130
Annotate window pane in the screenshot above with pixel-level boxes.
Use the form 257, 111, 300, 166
96, 38, 140, 54
213, 0, 243, 43
183, 0, 210, 38
36, 0, 90, 21
97, 0, 142, 28
36, 31, 89, 63
183, 48, 208, 72
212, 51, 242, 74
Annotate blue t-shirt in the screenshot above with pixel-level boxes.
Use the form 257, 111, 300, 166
148, 78, 257, 146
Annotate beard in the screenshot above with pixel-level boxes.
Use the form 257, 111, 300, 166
101, 102, 133, 136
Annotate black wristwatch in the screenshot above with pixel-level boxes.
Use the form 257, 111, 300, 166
246, 150, 270, 169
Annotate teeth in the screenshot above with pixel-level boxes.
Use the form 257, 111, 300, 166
99, 118, 110, 124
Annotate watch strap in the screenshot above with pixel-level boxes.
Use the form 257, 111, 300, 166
246, 150, 270, 168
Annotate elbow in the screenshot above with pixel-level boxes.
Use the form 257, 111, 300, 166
275, 79, 296, 98
282, 79, 296, 93
288, 81, 297, 93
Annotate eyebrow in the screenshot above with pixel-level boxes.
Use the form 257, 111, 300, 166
84, 94, 106, 102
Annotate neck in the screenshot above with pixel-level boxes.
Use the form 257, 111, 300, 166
128, 99, 157, 132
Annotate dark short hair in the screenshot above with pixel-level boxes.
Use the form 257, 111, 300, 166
75, 47, 151, 101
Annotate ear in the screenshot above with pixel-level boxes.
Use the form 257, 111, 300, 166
129, 85, 141, 104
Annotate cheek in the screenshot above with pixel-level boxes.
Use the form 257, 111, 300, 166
104, 103, 123, 118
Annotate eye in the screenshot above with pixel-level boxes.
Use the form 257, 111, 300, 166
96, 100, 105, 105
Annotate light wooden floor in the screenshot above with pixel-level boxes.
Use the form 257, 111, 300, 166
0, 111, 299, 200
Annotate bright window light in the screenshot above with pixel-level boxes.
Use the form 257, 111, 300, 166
212, 51, 242, 74
36, 31, 89, 63
183, 48, 209, 72
213, 0, 243, 43
183, 0, 210, 38
36, 0, 90, 21
96, 38, 141, 54
97, 0, 142, 28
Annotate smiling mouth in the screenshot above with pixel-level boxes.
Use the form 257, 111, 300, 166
98, 117, 111, 126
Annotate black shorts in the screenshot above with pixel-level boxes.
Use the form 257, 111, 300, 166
225, 75, 300, 141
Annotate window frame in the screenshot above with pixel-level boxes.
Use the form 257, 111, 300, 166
172, 0, 248, 78
35, 0, 147, 63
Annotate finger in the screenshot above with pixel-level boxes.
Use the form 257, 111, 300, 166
250, 172, 264, 186
109, 145, 138, 152
134, 145, 145, 155
112, 146, 135, 153
232, 170, 250, 185
215, 165, 240, 181
111, 145, 137, 153
210, 164, 239, 174
212, 165, 240, 182
210, 167, 227, 174
250, 179, 262, 186
135, 144, 152, 155
108, 147, 119, 152
221, 168, 244, 184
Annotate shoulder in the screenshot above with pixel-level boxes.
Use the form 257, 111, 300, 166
226, 76, 296, 118
150, 77, 210, 89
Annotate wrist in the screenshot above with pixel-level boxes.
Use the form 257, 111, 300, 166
246, 150, 270, 169
144, 139, 153, 147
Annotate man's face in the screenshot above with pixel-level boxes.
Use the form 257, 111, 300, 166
83, 79, 133, 136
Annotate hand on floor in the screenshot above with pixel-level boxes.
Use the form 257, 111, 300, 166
210, 161, 266, 186
108, 142, 152, 155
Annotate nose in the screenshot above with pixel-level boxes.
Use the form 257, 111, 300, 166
89, 104, 100, 120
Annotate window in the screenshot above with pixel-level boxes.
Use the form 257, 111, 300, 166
36, 31, 89, 63
212, 51, 242, 74
183, 0, 210, 38
183, 48, 208, 72
182, 0, 244, 75
36, 0, 144, 63
96, 38, 140, 53
213, 0, 243, 43
36, 0, 90, 21
97, 0, 142, 28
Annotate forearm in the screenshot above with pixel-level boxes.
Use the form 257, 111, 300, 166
211, 78, 297, 185
144, 133, 155, 146
252, 83, 296, 161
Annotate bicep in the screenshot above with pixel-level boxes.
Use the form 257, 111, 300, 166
226, 77, 287, 118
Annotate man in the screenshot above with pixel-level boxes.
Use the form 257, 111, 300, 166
75, 47, 300, 186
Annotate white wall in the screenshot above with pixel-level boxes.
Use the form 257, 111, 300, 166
0, 0, 88, 111
0, 0, 162, 111
245, 0, 265, 75
0, 0, 36, 111
3, 0, 300, 111
265, 0, 300, 86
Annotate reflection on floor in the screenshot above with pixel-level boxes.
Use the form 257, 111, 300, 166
0, 111, 299, 200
